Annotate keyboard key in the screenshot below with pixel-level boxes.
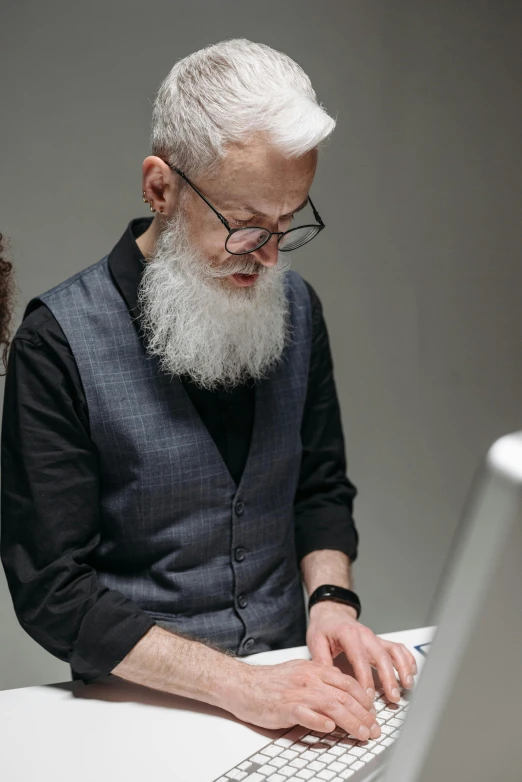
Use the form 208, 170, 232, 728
327, 761, 345, 773
243, 775, 265, 782
280, 749, 298, 760
351, 761, 365, 771
227, 771, 247, 780
316, 771, 336, 781
334, 755, 355, 767
328, 746, 345, 757
268, 757, 286, 769
295, 771, 316, 780
250, 754, 269, 765
275, 727, 309, 747
372, 745, 386, 755
361, 753, 375, 763
389, 719, 403, 729
336, 737, 359, 749
307, 760, 326, 771
339, 771, 355, 780
348, 747, 366, 758
381, 725, 395, 736
239, 763, 251, 771
381, 738, 395, 748
300, 735, 320, 744
262, 745, 284, 757
258, 765, 276, 775
267, 774, 285, 782
309, 743, 331, 753
289, 759, 308, 769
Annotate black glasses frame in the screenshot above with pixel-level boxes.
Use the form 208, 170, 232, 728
161, 160, 325, 255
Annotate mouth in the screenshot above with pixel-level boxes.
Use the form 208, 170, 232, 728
230, 272, 259, 287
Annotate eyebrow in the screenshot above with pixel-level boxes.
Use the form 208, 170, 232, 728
222, 196, 310, 219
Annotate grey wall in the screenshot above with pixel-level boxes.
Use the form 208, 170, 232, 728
1, 0, 521, 690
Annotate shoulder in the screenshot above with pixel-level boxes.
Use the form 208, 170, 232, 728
13, 301, 72, 358
286, 270, 323, 319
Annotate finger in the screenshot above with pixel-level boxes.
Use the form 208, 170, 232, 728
366, 637, 402, 702
382, 642, 415, 689
337, 632, 376, 700
311, 685, 381, 740
307, 633, 334, 667
385, 641, 418, 679
316, 664, 375, 713
291, 703, 336, 733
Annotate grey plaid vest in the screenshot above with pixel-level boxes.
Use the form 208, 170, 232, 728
39, 256, 312, 655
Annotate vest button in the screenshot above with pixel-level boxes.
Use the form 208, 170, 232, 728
244, 638, 255, 651
235, 501, 244, 516
234, 547, 245, 562
237, 594, 248, 609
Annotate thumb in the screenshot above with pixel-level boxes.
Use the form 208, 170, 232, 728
307, 632, 334, 666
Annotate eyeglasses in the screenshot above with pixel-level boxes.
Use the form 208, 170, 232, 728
161, 160, 325, 255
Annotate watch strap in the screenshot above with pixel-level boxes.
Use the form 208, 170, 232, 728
308, 584, 361, 619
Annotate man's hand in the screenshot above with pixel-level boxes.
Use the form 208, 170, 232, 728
306, 601, 418, 703
225, 657, 381, 740
113, 624, 380, 739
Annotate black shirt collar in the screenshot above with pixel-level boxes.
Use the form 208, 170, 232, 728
107, 216, 153, 316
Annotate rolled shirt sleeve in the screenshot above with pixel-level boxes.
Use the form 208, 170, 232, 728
294, 282, 359, 564
0, 307, 155, 684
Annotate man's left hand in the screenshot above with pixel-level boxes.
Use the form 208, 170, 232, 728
306, 601, 418, 703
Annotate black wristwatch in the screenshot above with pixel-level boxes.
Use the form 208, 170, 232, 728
308, 584, 362, 619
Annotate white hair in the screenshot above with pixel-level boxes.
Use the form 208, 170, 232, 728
150, 37, 336, 181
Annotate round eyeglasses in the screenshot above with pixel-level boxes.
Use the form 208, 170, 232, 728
160, 160, 326, 255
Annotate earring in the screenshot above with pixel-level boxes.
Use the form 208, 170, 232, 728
159, 206, 164, 213
149, 201, 156, 213
142, 190, 148, 203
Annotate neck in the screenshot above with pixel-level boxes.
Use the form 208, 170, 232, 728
136, 215, 161, 260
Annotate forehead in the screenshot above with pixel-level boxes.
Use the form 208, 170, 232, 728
207, 134, 317, 211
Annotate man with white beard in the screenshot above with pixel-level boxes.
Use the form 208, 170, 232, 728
1, 38, 416, 739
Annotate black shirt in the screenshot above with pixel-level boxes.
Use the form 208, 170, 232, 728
0, 217, 358, 684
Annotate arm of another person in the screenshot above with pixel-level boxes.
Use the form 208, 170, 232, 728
0, 304, 377, 739
296, 282, 417, 702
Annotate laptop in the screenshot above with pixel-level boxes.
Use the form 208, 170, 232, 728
212, 430, 522, 782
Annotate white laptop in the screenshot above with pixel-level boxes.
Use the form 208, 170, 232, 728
213, 431, 522, 782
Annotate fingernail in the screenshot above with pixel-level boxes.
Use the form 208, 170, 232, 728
359, 726, 370, 740
406, 675, 413, 686
370, 707, 377, 716
370, 722, 381, 739
367, 687, 375, 699
392, 688, 400, 700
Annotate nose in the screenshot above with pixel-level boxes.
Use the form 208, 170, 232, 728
252, 232, 280, 268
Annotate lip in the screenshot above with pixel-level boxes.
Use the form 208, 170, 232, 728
230, 273, 259, 287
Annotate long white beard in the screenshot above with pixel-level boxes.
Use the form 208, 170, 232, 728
136, 206, 293, 391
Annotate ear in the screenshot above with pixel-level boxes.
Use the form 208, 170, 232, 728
141, 156, 181, 215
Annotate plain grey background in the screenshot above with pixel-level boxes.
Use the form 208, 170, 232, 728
1, 0, 521, 691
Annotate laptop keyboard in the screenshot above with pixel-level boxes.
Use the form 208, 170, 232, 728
213, 687, 410, 781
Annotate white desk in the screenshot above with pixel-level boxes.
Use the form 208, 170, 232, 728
0, 626, 435, 782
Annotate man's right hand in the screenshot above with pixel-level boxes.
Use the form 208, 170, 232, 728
221, 657, 381, 740
112, 626, 380, 740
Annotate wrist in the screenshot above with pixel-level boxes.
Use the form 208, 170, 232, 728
309, 600, 359, 621
205, 651, 252, 709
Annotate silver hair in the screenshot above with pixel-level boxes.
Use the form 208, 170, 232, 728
150, 37, 336, 182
